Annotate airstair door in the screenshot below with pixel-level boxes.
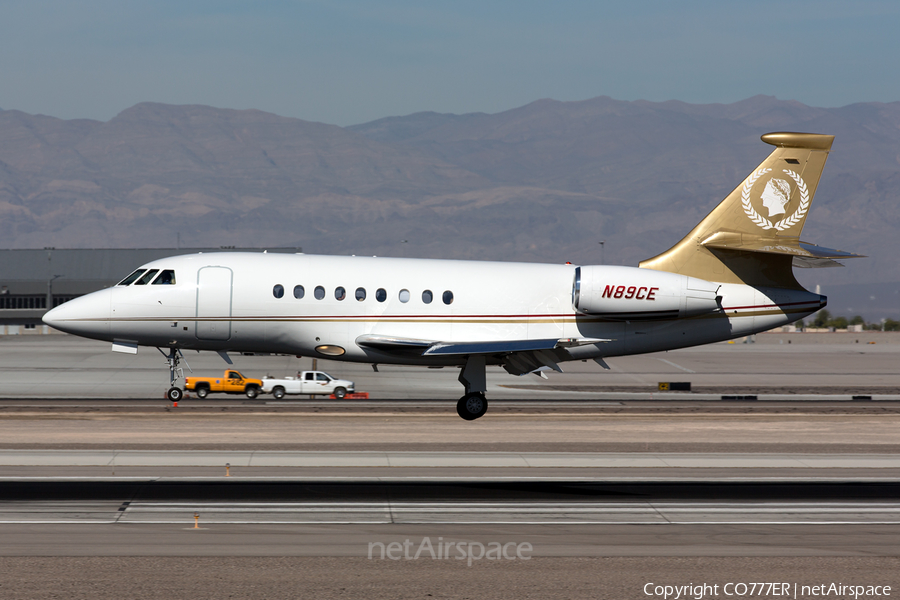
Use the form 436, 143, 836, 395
196, 266, 233, 341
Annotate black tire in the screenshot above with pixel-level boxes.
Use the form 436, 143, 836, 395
196, 386, 209, 399
333, 387, 347, 399
272, 386, 285, 399
456, 393, 487, 420
166, 387, 183, 402
245, 386, 259, 399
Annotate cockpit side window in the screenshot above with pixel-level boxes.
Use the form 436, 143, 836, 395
117, 269, 146, 286
151, 270, 176, 285
133, 269, 159, 285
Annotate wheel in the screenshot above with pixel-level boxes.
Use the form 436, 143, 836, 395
456, 392, 488, 420
166, 387, 183, 402
272, 386, 285, 399
245, 386, 259, 399
333, 387, 347, 399
196, 386, 209, 399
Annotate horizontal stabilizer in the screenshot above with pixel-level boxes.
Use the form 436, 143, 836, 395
701, 231, 863, 268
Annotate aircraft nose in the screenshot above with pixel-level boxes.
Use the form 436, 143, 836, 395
43, 288, 112, 339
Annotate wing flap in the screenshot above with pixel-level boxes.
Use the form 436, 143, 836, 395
355, 335, 434, 355
426, 338, 560, 356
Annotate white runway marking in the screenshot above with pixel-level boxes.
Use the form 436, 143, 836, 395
3, 450, 900, 469
657, 358, 696, 373
4, 501, 900, 525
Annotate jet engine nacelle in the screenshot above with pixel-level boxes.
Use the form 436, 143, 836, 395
573, 265, 721, 320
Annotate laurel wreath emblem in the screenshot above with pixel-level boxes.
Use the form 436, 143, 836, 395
741, 168, 774, 229
740, 167, 810, 231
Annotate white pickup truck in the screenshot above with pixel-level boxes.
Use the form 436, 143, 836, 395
261, 371, 355, 399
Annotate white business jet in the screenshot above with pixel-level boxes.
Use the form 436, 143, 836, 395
43, 132, 860, 420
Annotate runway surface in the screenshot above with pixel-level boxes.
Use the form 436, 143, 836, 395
6, 485, 900, 526
1, 332, 899, 399
2, 449, 900, 481
16, 499, 900, 526
3, 480, 900, 557
1, 334, 898, 596
2, 557, 898, 600
1, 400, 898, 456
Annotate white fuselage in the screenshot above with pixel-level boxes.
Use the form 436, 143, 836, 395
42, 252, 824, 367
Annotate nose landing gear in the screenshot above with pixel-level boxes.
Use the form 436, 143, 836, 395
158, 347, 190, 402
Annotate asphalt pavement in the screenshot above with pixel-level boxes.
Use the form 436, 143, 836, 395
2, 333, 899, 598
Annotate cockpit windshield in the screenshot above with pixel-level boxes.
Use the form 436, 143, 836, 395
152, 270, 176, 285
133, 269, 159, 285
117, 269, 146, 286
117, 268, 177, 286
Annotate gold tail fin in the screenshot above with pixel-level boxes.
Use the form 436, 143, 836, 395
640, 132, 835, 289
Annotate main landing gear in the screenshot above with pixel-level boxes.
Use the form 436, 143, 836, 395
456, 355, 488, 421
457, 392, 487, 420
158, 347, 189, 402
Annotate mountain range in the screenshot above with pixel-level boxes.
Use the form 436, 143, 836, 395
0, 95, 897, 319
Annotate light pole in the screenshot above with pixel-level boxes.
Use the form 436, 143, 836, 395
46, 274, 62, 311
599, 241, 605, 265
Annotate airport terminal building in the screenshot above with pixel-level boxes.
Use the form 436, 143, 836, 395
0, 248, 300, 334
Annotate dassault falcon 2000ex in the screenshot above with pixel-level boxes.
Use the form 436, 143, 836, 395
43, 132, 861, 420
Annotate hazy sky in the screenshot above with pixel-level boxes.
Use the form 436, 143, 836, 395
1, 1, 898, 125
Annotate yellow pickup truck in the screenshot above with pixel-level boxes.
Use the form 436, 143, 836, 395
184, 370, 264, 399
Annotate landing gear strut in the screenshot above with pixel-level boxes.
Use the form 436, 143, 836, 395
158, 347, 189, 402
456, 355, 488, 420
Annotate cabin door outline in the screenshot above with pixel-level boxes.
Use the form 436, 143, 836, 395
196, 266, 233, 341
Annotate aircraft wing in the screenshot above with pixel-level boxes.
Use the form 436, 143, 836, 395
356, 334, 609, 376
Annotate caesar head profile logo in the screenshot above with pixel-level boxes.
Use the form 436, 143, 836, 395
760, 178, 792, 217
741, 167, 810, 231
